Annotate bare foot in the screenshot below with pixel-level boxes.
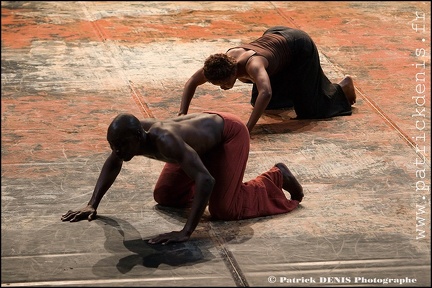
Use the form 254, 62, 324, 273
339, 75, 356, 105
275, 163, 304, 202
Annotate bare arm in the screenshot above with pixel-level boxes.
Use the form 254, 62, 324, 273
61, 152, 123, 222
179, 149, 214, 236
178, 68, 207, 116
88, 152, 123, 209
148, 132, 215, 244
245, 58, 272, 132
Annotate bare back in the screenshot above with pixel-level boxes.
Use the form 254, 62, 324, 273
141, 113, 224, 157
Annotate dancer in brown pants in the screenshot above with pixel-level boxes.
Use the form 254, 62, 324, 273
179, 26, 356, 132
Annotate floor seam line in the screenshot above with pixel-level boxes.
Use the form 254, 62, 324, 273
209, 224, 250, 287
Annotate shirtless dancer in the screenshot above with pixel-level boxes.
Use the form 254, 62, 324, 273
179, 26, 356, 132
61, 111, 303, 244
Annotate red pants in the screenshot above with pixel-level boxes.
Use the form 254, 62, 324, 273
153, 112, 299, 220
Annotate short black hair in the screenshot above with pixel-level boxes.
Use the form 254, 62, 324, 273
203, 53, 237, 82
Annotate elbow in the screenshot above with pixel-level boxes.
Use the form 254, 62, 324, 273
260, 91, 272, 101
256, 89, 272, 105
201, 175, 215, 195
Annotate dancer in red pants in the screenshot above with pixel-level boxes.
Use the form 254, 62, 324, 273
61, 111, 303, 244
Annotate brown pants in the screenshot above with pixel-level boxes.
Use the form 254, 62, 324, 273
251, 26, 352, 118
153, 111, 299, 220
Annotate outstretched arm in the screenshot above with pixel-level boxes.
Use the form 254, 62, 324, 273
61, 152, 123, 222
178, 68, 207, 116
245, 58, 272, 132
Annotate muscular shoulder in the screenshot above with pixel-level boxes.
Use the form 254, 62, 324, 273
147, 123, 174, 143
145, 124, 185, 162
